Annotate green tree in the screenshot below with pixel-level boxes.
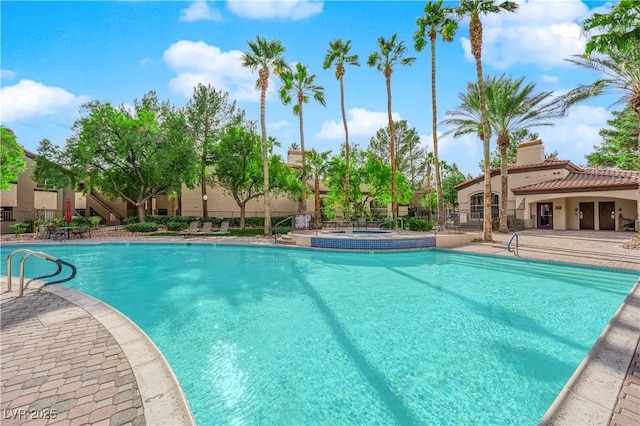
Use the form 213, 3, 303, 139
483, 129, 539, 169
279, 63, 326, 212
185, 83, 245, 218
211, 126, 300, 229
0, 127, 26, 191
306, 149, 332, 228
367, 34, 416, 219
323, 148, 363, 220
33, 139, 74, 189
37, 92, 197, 222
242, 36, 287, 235
442, 75, 559, 232
414, 0, 458, 228
587, 108, 639, 171
582, 0, 640, 57
456, 0, 519, 241
368, 120, 427, 189
323, 39, 360, 218
440, 162, 467, 209
360, 153, 413, 213
563, 43, 640, 226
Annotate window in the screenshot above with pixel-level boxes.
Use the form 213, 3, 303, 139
1, 208, 15, 222
470, 193, 499, 219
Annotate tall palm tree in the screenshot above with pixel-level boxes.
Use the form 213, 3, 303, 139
279, 63, 326, 212
306, 149, 332, 229
456, 0, 518, 241
563, 44, 640, 228
442, 76, 563, 232
323, 39, 360, 219
367, 34, 416, 219
242, 36, 287, 235
414, 0, 458, 229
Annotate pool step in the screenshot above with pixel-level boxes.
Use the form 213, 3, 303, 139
277, 235, 297, 245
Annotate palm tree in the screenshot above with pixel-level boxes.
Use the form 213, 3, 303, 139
414, 0, 457, 229
367, 34, 416, 219
279, 63, 326, 212
456, 0, 518, 241
323, 39, 360, 219
563, 43, 640, 228
242, 36, 287, 235
442, 76, 563, 232
306, 149, 332, 229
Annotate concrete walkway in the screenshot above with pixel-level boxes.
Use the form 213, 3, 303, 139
1, 231, 638, 425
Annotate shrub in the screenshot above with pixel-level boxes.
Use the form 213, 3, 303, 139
405, 218, 433, 232
11, 222, 30, 236
125, 222, 158, 233
166, 221, 187, 231
69, 216, 92, 226
89, 216, 102, 228
123, 216, 139, 225
273, 226, 291, 235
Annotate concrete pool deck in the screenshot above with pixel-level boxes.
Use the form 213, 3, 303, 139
1, 230, 638, 425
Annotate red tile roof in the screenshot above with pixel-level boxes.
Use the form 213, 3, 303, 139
511, 168, 639, 194
454, 160, 582, 190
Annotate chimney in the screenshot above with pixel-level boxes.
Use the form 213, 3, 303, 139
516, 139, 545, 166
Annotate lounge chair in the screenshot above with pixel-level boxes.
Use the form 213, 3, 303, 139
185, 221, 199, 233
213, 221, 229, 234
72, 223, 91, 239
200, 222, 212, 233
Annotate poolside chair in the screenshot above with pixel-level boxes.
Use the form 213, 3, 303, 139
213, 221, 229, 234
72, 223, 91, 239
200, 222, 212, 233
185, 221, 199, 233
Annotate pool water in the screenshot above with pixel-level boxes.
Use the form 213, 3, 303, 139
3, 244, 637, 425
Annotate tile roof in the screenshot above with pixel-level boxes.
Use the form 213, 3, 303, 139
511, 168, 639, 194
454, 160, 582, 190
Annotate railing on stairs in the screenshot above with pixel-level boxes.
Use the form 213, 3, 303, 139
6, 249, 77, 297
88, 191, 124, 224
272, 215, 294, 244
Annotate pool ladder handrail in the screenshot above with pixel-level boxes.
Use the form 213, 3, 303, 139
507, 233, 519, 256
6, 249, 77, 297
379, 217, 404, 231
273, 215, 295, 244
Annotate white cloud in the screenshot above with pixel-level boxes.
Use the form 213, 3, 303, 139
541, 104, 610, 166
315, 108, 401, 140
140, 57, 152, 66
541, 74, 559, 83
460, 0, 592, 69
180, 0, 223, 22
226, 0, 323, 20
268, 120, 290, 131
1, 69, 16, 80
163, 40, 278, 102
0, 79, 88, 123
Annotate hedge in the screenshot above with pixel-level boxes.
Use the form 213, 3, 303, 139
125, 222, 158, 233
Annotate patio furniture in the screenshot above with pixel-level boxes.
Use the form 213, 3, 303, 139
72, 223, 91, 239
201, 222, 212, 233
185, 221, 199, 233
213, 221, 229, 234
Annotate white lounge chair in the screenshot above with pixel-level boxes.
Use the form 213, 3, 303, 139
185, 221, 199, 233
201, 222, 212, 233
213, 221, 229, 234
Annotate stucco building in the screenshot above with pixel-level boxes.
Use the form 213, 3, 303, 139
455, 140, 639, 231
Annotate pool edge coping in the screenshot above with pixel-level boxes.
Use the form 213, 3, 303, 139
539, 279, 640, 425
42, 285, 196, 426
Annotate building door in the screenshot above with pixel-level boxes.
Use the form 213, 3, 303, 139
537, 202, 553, 229
579, 202, 594, 230
599, 201, 615, 230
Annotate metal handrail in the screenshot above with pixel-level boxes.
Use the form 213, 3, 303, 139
379, 217, 404, 231
6, 249, 77, 297
273, 215, 294, 244
507, 233, 519, 256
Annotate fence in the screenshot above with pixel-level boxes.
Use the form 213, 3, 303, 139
441, 208, 528, 234
0, 210, 62, 235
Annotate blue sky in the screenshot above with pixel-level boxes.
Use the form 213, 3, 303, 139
1, 0, 615, 177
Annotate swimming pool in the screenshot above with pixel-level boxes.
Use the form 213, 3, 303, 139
3, 243, 638, 424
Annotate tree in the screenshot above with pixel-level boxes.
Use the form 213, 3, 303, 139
279, 63, 326, 212
563, 43, 640, 227
360, 153, 413, 213
368, 120, 427, 189
185, 83, 245, 218
242, 36, 287, 235
442, 75, 559, 232
456, 0, 519, 241
0, 127, 26, 191
582, 0, 640, 57
414, 0, 458, 228
440, 162, 467, 209
33, 139, 74, 190
211, 126, 300, 229
306, 149, 332, 229
36, 92, 197, 222
587, 108, 639, 171
367, 34, 416, 219
323, 147, 364, 220
323, 39, 360, 219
